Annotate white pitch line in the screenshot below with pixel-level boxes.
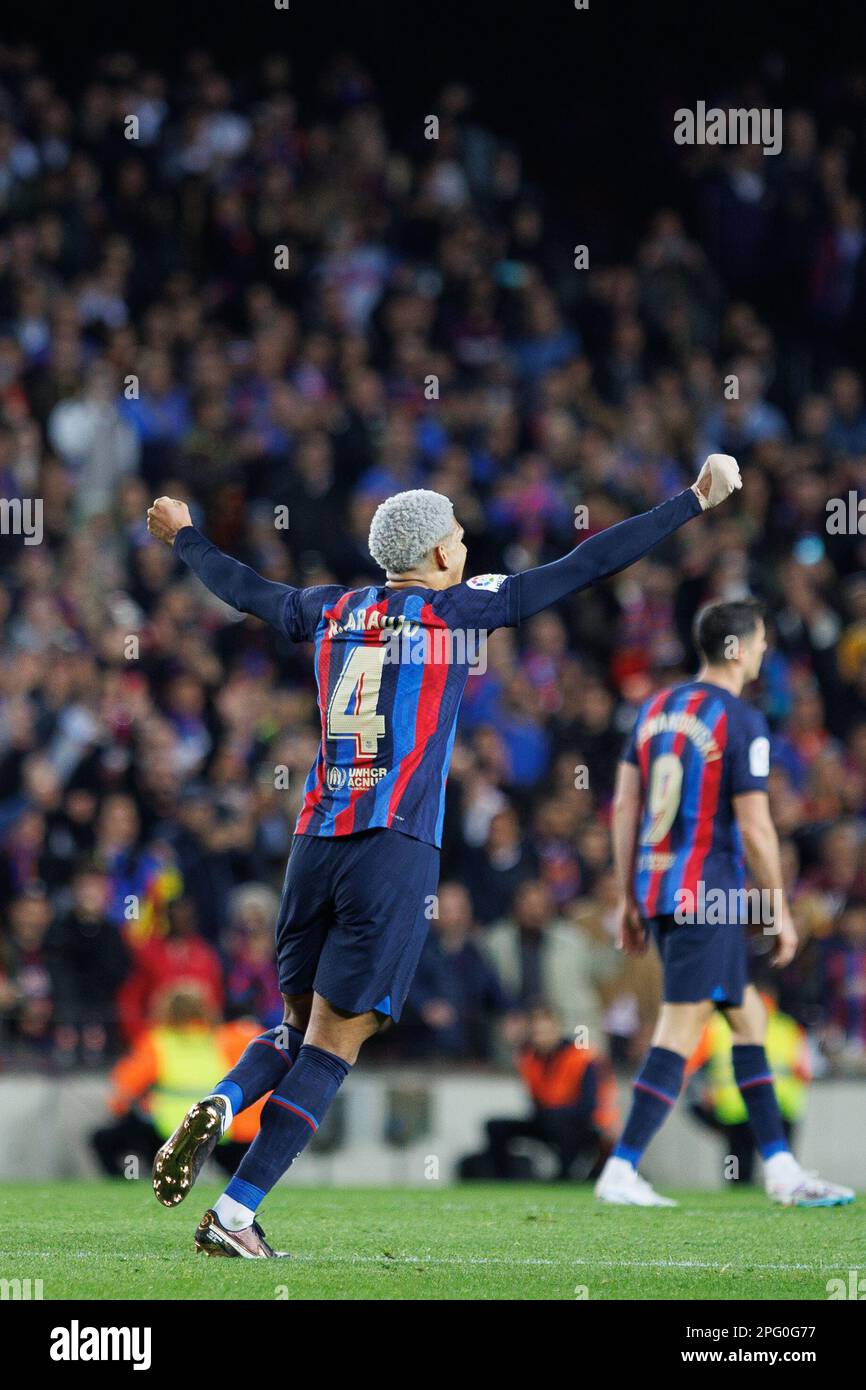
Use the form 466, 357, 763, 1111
0, 1250, 831, 1274
288, 1253, 826, 1273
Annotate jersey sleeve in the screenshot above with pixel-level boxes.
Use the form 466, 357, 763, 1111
175, 528, 345, 644
728, 706, 771, 796
281, 585, 347, 643
514, 489, 701, 621
432, 573, 519, 632
620, 704, 645, 767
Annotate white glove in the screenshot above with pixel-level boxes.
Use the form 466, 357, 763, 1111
691, 454, 742, 510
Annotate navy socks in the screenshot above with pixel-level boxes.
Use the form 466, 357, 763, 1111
214, 1024, 304, 1117
611, 1042, 790, 1171
224, 1044, 351, 1212
732, 1044, 790, 1160
614, 1046, 686, 1167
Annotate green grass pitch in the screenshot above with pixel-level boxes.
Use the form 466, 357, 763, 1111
1, 1181, 861, 1300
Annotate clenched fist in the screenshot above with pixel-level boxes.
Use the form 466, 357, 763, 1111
691, 454, 742, 510
147, 497, 193, 547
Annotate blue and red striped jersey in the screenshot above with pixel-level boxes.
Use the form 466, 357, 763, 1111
622, 681, 771, 918
281, 575, 518, 847
173, 495, 705, 849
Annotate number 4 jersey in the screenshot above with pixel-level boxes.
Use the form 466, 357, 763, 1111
282, 576, 518, 847
621, 681, 771, 919
172, 491, 705, 850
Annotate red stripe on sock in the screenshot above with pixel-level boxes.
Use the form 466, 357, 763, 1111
252, 1038, 292, 1066
269, 1096, 318, 1131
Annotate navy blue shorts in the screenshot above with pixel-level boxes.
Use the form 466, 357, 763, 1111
275, 828, 440, 1021
648, 913, 748, 1009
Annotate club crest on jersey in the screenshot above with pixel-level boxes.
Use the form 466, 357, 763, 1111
467, 573, 507, 591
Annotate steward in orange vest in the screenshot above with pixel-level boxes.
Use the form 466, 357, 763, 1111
484, 1006, 619, 1181
91, 984, 266, 1178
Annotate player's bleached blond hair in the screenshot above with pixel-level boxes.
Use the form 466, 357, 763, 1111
368, 489, 455, 574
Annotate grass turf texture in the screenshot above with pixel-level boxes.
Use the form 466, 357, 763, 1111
1, 1181, 861, 1301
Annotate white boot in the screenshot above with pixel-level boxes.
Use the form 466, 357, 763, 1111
595, 1156, 678, 1207
764, 1151, 855, 1208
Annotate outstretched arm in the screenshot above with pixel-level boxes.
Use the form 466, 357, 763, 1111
515, 454, 741, 622
147, 497, 293, 629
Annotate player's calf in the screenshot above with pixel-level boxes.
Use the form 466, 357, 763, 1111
152, 1022, 307, 1209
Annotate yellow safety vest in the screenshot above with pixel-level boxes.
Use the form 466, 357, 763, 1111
704, 1011, 808, 1125
149, 1026, 226, 1140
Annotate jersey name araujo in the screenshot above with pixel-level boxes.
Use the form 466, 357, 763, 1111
328, 609, 419, 637
636, 710, 722, 761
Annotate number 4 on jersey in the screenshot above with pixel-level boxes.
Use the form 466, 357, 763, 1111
327, 647, 386, 757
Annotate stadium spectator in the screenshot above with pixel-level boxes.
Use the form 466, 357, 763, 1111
482, 879, 621, 1048
45, 863, 130, 1065
462, 1005, 618, 1180
117, 895, 222, 1042
91, 983, 264, 1178
221, 884, 284, 1028
0, 886, 54, 1058
403, 881, 513, 1059
822, 899, 866, 1072
460, 806, 537, 925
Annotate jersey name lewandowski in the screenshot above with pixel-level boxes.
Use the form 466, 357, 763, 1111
622, 681, 770, 918
283, 575, 517, 847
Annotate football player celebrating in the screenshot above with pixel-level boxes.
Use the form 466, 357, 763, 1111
147, 455, 741, 1256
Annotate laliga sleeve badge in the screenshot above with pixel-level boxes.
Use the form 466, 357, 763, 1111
748, 737, 770, 778
466, 574, 508, 591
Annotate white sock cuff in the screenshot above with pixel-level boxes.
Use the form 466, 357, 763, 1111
205, 1093, 234, 1133
214, 1193, 255, 1232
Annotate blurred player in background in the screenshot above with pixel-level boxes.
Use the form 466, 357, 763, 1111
686, 975, 810, 1184
146, 454, 740, 1257
597, 598, 854, 1208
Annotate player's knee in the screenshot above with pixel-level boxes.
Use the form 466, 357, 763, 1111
728, 1015, 765, 1046
657, 1001, 713, 1053
726, 991, 767, 1045
304, 996, 384, 1064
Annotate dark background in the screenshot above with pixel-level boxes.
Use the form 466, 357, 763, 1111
6, 0, 866, 246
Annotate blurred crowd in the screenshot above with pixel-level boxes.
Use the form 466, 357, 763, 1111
1, 42, 865, 1077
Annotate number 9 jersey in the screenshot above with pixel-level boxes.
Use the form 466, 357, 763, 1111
621, 681, 771, 919
286, 575, 518, 847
